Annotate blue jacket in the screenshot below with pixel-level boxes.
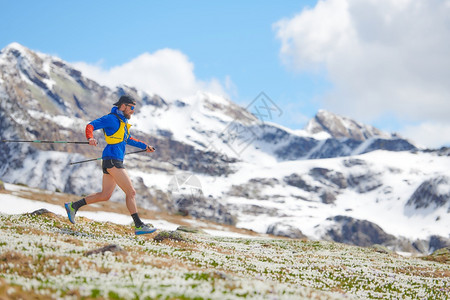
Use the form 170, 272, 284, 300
88, 107, 147, 160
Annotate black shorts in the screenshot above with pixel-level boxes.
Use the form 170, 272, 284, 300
102, 159, 125, 174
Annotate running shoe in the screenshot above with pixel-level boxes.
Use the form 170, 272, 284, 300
64, 202, 77, 224
135, 224, 157, 235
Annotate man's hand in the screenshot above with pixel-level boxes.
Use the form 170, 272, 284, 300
146, 145, 155, 152
88, 138, 98, 146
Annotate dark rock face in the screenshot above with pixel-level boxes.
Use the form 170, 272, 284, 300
227, 178, 280, 200
171, 193, 236, 226
406, 176, 450, 210
284, 173, 318, 192
341, 159, 383, 193
347, 172, 383, 193
239, 204, 280, 217
343, 158, 366, 168
323, 215, 396, 247
272, 135, 415, 162
322, 216, 450, 254
411, 235, 450, 254
308, 139, 357, 159
309, 168, 347, 189
320, 191, 337, 204
362, 138, 416, 153
266, 223, 306, 239
274, 136, 318, 160
429, 235, 450, 253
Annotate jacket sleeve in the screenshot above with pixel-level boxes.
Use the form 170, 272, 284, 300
126, 136, 147, 149
85, 115, 117, 139
85, 124, 94, 140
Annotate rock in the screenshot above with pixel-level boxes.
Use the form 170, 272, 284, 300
371, 244, 395, 254
0, 179, 4, 191
406, 176, 450, 210
176, 226, 206, 234
412, 239, 429, 254
347, 172, 383, 193
238, 204, 280, 217
308, 138, 360, 159
343, 158, 366, 168
323, 215, 396, 247
227, 183, 269, 200
320, 191, 336, 204
172, 194, 236, 226
284, 173, 318, 192
429, 235, 450, 253
362, 138, 416, 154
309, 168, 347, 189
306, 110, 387, 141
266, 223, 307, 239
29, 208, 54, 216
85, 244, 126, 256
249, 177, 279, 187
380, 235, 450, 255
214, 271, 230, 280
154, 231, 190, 243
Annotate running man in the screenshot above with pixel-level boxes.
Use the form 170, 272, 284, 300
65, 95, 157, 235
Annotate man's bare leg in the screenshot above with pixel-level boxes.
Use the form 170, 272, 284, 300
85, 173, 116, 204
106, 167, 137, 215
64, 173, 116, 224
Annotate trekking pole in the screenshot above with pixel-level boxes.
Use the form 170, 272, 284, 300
1, 140, 89, 144
69, 149, 148, 165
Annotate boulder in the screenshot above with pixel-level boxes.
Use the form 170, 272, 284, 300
323, 215, 396, 247
29, 208, 54, 216
266, 223, 306, 239
85, 244, 127, 256
154, 231, 191, 243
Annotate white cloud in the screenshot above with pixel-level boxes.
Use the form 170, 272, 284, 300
72, 49, 229, 101
274, 0, 450, 147
401, 122, 450, 149
275, 0, 354, 71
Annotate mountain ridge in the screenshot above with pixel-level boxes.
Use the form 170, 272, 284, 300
0, 43, 448, 255
306, 109, 393, 141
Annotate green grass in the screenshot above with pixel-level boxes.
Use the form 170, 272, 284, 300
0, 212, 448, 299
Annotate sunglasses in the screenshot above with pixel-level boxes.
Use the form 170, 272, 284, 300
126, 104, 135, 111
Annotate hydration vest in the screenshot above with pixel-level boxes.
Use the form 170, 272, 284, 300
103, 113, 131, 145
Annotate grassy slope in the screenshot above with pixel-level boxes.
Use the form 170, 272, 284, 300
0, 189, 449, 299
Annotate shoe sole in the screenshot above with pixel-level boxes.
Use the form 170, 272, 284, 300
64, 203, 75, 224
135, 228, 157, 235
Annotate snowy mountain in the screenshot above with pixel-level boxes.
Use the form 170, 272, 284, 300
306, 109, 392, 140
0, 43, 449, 254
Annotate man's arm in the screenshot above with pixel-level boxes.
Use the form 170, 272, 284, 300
127, 136, 155, 152
85, 114, 115, 146
85, 124, 97, 146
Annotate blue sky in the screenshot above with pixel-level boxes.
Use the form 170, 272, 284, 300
2, 0, 450, 148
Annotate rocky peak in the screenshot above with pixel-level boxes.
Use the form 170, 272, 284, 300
306, 110, 391, 141
1, 42, 28, 57
1, 42, 46, 70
